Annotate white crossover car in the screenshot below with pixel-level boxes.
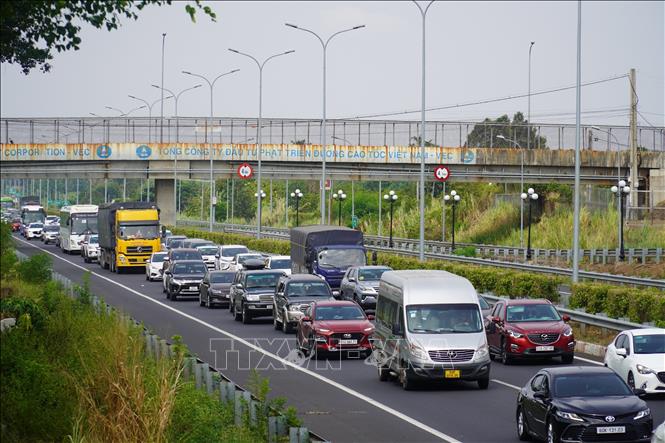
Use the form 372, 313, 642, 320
25, 222, 44, 239
146, 252, 168, 281
604, 328, 665, 394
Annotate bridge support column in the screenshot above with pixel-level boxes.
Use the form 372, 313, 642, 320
154, 179, 176, 226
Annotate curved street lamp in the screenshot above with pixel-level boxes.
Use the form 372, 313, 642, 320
443, 190, 461, 252
521, 187, 539, 260
383, 190, 398, 248
332, 189, 347, 226
290, 188, 304, 227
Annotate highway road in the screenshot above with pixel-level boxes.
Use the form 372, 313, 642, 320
14, 234, 665, 443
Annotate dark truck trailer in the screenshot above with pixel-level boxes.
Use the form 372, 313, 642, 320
290, 225, 366, 293
19, 196, 40, 206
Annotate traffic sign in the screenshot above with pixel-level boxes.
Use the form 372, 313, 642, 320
434, 166, 450, 182
237, 163, 253, 179
351, 215, 359, 228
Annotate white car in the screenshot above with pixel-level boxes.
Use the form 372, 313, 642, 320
222, 252, 264, 272
44, 216, 60, 225
81, 234, 100, 263
215, 245, 249, 270
25, 222, 44, 239
604, 328, 665, 394
197, 244, 219, 270
146, 252, 168, 281
265, 255, 292, 275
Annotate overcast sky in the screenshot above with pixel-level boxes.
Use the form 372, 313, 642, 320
1, 1, 663, 126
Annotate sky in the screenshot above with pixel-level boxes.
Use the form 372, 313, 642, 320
1, 1, 663, 127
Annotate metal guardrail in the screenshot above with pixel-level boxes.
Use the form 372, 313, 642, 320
176, 220, 665, 289
482, 294, 654, 332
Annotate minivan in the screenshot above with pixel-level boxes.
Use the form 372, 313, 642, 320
372, 270, 491, 390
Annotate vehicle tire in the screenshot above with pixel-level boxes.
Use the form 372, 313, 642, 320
378, 363, 390, 382
546, 419, 559, 443
234, 303, 242, 322
199, 293, 205, 307
516, 406, 531, 441
241, 304, 252, 324
627, 371, 635, 389
561, 353, 574, 364
273, 310, 282, 330
501, 339, 513, 365
206, 295, 213, 309
489, 350, 496, 361
477, 376, 490, 390
282, 311, 291, 334
400, 362, 416, 391
171, 288, 178, 301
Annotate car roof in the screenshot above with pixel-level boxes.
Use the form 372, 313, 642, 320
209, 270, 235, 274
625, 328, 665, 336
171, 248, 200, 254
542, 366, 614, 377
283, 273, 326, 282
269, 255, 290, 260
243, 269, 286, 275
152, 251, 167, 256
381, 270, 477, 304
171, 259, 206, 265
238, 252, 262, 256
502, 298, 553, 306
313, 300, 359, 308
354, 265, 392, 270
221, 244, 247, 249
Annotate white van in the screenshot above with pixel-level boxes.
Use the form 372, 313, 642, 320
372, 270, 491, 390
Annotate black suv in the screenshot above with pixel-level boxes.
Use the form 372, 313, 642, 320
273, 274, 334, 333
161, 248, 204, 287
230, 269, 285, 324
164, 260, 208, 301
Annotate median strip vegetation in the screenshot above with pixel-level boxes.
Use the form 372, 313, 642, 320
172, 226, 665, 327
0, 223, 300, 442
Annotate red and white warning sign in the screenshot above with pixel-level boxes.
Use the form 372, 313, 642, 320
237, 163, 254, 179
434, 166, 450, 182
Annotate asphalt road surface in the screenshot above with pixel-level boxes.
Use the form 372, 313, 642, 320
14, 235, 665, 443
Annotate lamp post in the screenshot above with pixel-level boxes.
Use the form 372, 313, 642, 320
383, 190, 398, 248
443, 190, 461, 252
127, 94, 174, 142
332, 189, 347, 226
160, 33, 166, 143
285, 22, 365, 224
290, 188, 304, 226
413, 1, 436, 262
496, 134, 525, 247
527, 41, 535, 152
151, 84, 202, 142
182, 68, 240, 232
521, 188, 539, 260
254, 190, 267, 227
228, 48, 294, 239
610, 180, 630, 261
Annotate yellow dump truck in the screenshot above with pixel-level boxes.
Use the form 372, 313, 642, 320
97, 202, 161, 273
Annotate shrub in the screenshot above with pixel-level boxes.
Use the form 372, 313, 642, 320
453, 246, 476, 257
15, 253, 52, 284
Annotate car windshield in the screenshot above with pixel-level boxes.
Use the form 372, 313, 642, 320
238, 254, 263, 264
173, 263, 207, 274
223, 247, 248, 257
166, 237, 186, 247
478, 296, 490, 310
406, 303, 483, 334
88, 235, 98, 244
553, 373, 632, 397
170, 239, 185, 248
151, 253, 167, 263
315, 305, 366, 321
633, 334, 665, 354
358, 268, 390, 281
198, 246, 218, 255
29, 223, 43, 228
46, 216, 58, 222
246, 273, 283, 288
287, 282, 330, 297
318, 248, 366, 269
44, 225, 59, 232
23, 212, 45, 224
119, 224, 159, 240
72, 215, 98, 234
506, 304, 561, 322
173, 251, 203, 261
270, 259, 291, 269
210, 273, 234, 283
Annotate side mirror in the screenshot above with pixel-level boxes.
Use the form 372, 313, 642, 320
164, 256, 170, 261
367, 314, 375, 321
391, 324, 403, 336
348, 277, 356, 283
562, 314, 571, 322
164, 271, 171, 276
301, 316, 311, 323
534, 391, 549, 401
236, 283, 243, 290
616, 348, 627, 357
492, 316, 502, 325
633, 388, 647, 398
215, 254, 220, 259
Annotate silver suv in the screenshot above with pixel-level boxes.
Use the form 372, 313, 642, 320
339, 265, 392, 312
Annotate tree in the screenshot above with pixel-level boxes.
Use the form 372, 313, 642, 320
408, 136, 437, 147
465, 112, 547, 149
0, 1, 216, 74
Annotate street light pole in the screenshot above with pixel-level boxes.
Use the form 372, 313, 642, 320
496, 134, 525, 246
285, 22, 365, 224
160, 33, 166, 143
521, 188, 539, 260
290, 189, 304, 226
611, 180, 630, 261
572, 0, 582, 282
332, 189, 347, 226
128, 94, 174, 143
182, 69, 240, 232
383, 190, 398, 248
444, 190, 460, 252
527, 41, 535, 152
228, 48, 294, 239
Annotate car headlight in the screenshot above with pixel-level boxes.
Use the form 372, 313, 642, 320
363, 326, 374, 333
288, 304, 303, 312
563, 327, 573, 337
360, 285, 376, 293
636, 364, 655, 375
315, 334, 328, 343
211, 289, 222, 295
171, 279, 184, 285
633, 408, 651, 420
508, 330, 523, 339
118, 255, 126, 263
475, 344, 489, 360
409, 341, 429, 360
246, 294, 260, 302
555, 411, 584, 422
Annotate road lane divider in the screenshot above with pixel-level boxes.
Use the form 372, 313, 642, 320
15, 237, 461, 443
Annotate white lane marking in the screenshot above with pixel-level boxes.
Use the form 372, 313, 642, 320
17, 237, 461, 443
491, 379, 521, 391
574, 355, 603, 366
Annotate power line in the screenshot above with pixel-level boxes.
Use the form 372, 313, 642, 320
345, 74, 629, 120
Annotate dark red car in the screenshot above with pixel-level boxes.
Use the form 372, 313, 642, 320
485, 298, 575, 364
296, 300, 375, 358
11, 218, 21, 232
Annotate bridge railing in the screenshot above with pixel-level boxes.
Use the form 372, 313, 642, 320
2, 117, 663, 152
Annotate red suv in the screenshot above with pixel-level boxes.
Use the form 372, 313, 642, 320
296, 300, 375, 358
485, 298, 574, 364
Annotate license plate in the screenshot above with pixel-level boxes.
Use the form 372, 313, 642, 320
444, 369, 461, 378
339, 339, 357, 345
536, 346, 554, 352
188, 286, 198, 291
597, 426, 625, 434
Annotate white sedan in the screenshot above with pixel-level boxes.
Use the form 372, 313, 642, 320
265, 255, 292, 275
604, 328, 665, 394
146, 252, 168, 281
